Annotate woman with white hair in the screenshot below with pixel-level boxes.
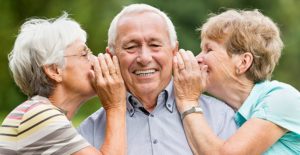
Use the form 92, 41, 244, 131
0, 13, 126, 155
173, 9, 300, 154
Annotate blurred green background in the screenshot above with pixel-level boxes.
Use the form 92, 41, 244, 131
1, 0, 299, 127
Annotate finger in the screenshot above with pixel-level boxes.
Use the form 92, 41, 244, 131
200, 65, 208, 90
99, 53, 110, 78
173, 55, 179, 77
89, 56, 104, 91
179, 49, 192, 71
112, 56, 122, 78
104, 53, 116, 76
176, 51, 185, 71
92, 56, 103, 81
88, 58, 96, 81
186, 50, 198, 70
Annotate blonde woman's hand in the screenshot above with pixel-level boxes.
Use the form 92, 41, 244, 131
173, 49, 207, 113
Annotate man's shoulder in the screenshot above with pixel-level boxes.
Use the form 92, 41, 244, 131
77, 107, 107, 147
78, 107, 106, 129
199, 94, 233, 112
200, 94, 225, 105
84, 107, 106, 122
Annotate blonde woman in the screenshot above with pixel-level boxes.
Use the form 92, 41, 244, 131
174, 9, 300, 154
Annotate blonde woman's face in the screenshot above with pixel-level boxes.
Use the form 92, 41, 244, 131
196, 37, 238, 94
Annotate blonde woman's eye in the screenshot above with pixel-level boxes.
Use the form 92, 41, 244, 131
207, 48, 213, 52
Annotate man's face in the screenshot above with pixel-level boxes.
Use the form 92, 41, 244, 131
114, 12, 176, 98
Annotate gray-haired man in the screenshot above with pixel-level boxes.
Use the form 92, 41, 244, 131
78, 3, 237, 155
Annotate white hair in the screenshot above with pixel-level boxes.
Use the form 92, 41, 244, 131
8, 12, 87, 97
108, 3, 177, 53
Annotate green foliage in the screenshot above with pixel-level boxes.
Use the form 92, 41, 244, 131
1, 0, 299, 124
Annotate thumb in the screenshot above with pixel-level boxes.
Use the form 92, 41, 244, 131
200, 65, 208, 91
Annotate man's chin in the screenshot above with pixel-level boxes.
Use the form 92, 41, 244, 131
130, 84, 161, 96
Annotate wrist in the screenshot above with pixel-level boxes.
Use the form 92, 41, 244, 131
181, 106, 203, 120
176, 100, 199, 113
104, 103, 126, 113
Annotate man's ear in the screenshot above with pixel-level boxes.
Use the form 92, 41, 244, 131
43, 64, 63, 83
106, 47, 114, 57
236, 52, 253, 74
172, 41, 179, 56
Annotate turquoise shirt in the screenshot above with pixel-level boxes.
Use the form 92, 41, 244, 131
235, 80, 300, 154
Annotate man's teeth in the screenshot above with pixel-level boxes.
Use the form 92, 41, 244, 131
134, 69, 156, 76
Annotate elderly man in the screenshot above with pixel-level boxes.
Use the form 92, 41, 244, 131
78, 4, 237, 155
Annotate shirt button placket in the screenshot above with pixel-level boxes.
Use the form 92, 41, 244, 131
153, 139, 158, 144
148, 112, 158, 154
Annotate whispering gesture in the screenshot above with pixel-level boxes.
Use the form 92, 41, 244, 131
173, 49, 207, 112
90, 53, 126, 110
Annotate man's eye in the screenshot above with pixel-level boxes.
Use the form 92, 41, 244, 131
125, 46, 135, 50
207, 48, 213, 52
150, 44, 160, 47
123, 45, 138, 53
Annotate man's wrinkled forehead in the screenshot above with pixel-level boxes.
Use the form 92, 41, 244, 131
118, 11, 165, 25
115, 12, 170, 44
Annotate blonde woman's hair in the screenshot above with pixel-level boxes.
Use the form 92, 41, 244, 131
200, 9, 283, 82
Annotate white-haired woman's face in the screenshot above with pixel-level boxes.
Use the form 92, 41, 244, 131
62, 39, 96, 98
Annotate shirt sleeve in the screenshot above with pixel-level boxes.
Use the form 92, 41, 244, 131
77, 114, 96, 145
252, 84, 300, 134
18, 104, 90, 154
217, 107, 239, 139
200, 95, 238, 140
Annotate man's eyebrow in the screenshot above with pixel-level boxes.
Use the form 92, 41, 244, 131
122, 39, 139, 45
148, 38, 163, 42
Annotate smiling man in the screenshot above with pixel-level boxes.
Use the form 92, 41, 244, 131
78, 4, 237, 155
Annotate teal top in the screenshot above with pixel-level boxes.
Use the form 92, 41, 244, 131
235, 80, 300, 154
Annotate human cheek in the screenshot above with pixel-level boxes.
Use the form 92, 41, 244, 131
118, 55, 135, 78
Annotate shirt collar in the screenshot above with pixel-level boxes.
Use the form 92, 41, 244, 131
126, 78, 175, 117
30, 95, 67, 115
235, 80, 268, 126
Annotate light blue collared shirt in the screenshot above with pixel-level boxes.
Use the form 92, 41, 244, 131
235, 80, 300, 154
78, 80, 237, 155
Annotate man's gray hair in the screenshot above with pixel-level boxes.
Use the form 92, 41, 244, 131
8, 12, 87, 97
107, 3, 177, 53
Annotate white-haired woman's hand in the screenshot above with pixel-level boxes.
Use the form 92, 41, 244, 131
173, 49, 207, 113
90, 53, 126, 111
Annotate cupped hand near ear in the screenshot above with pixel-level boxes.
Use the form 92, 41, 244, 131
89, 53, 126, 111
173, 49, 207, 112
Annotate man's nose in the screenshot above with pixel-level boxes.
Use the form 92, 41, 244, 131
137, 46, 152, 65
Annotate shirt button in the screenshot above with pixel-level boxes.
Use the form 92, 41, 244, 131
129, 109, 134, 113
150, 114, 154, 117
167, 104, 171, 108
153, 139, 158, 144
